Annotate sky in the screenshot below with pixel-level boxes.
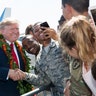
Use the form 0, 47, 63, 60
0, 0, 62, 34
89, 0, 96, 7
0, 0, 95, 34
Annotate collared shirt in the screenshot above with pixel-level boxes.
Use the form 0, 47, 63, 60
6, 40, 20, 68
82, 63, 96, 96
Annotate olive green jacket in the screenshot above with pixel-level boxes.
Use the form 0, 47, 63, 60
69, 58, 92, 96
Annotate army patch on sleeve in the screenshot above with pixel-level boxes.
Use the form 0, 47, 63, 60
72, 59, 81, 70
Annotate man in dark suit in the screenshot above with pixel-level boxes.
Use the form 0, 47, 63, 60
0, 18, 31, 96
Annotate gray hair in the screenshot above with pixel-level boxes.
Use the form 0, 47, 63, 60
0, 17, 19, 29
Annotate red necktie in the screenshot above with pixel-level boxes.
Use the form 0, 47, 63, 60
10, 43, 18, 66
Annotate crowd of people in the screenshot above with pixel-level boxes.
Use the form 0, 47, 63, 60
0, 0, 96, 96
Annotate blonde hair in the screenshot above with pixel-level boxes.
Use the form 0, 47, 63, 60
0, 17, 19, 29
60, 15, 96, 62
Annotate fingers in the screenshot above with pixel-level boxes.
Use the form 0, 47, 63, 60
8, 69, 26, 81
40, 27, 58, 40
64, 81, 70, 96
42, 28, 52, 38
14, 69, 26, 80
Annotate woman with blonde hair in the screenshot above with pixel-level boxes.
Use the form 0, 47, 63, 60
60, 15, 96, 96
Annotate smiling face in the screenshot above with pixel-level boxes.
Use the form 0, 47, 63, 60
22, 36, 40, 56
32, 24, 42, 42
1, 24, 19, 42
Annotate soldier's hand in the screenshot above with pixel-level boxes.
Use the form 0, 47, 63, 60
64, 80, 70, 96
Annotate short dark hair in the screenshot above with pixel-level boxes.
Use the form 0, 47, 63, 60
58, 15, 66, 25
62, 0, 89, 13
25, 24, 33, 35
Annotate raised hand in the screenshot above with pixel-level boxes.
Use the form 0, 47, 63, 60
40, 27, 59, 41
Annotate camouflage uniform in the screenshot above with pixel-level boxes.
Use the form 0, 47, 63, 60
69, 58, 92, 96
24, 40, 70, 96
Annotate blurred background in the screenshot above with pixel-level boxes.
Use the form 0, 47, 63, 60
0, 0, 62, 34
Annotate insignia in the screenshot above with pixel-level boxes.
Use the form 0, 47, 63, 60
72, 60, 80, 70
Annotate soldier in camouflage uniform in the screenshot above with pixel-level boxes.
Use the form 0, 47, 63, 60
18, 23, 70, 96
69, 58, 92, 96
61, 0, 92, 95
60, 15, 93, 96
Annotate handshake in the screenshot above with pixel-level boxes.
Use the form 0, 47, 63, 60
8, 69, 26, 81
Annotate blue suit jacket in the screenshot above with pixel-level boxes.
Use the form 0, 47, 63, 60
0, 43, 25, 96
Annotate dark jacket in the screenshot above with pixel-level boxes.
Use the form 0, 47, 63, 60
0, 43, 25, 96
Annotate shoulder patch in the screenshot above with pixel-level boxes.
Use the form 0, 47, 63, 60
72, 60, 80, 70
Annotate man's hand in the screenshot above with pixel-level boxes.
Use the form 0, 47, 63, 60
8, 69, 26, 81
41, 27, 59, 41
64, 80, 70, 96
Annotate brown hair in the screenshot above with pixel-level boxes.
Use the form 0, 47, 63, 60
60, 15, 96, 62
